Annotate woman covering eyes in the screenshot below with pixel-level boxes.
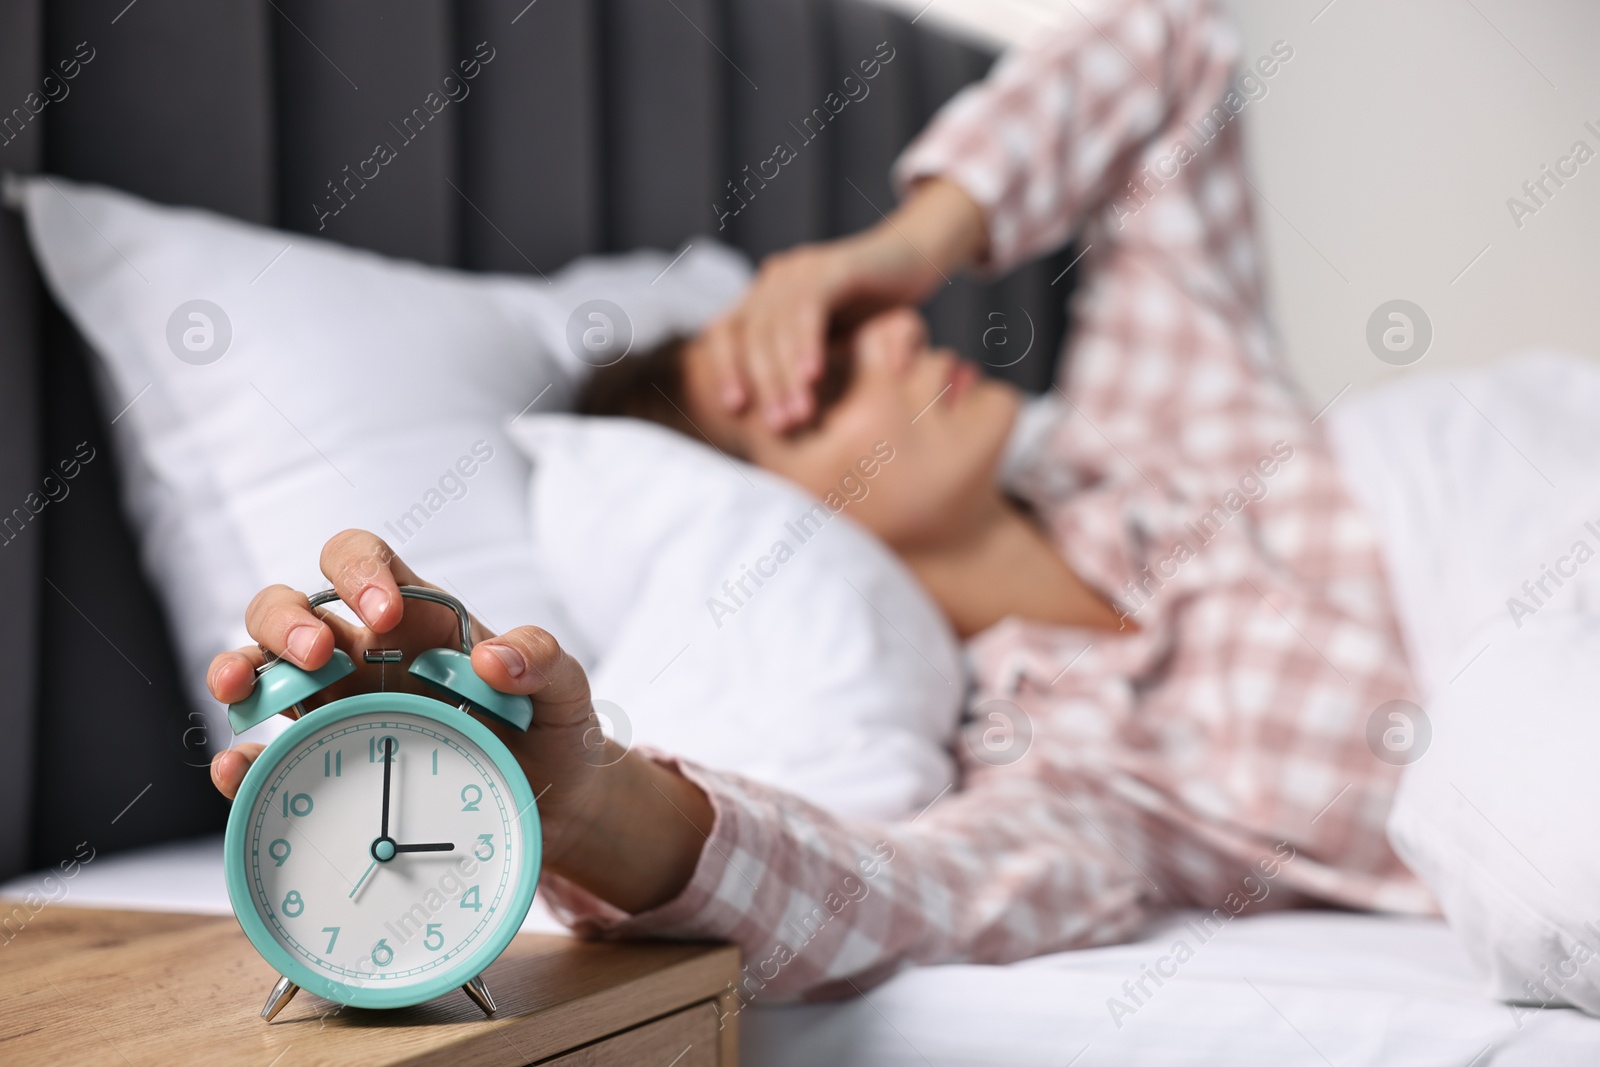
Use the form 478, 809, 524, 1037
208, 0, 1433, 1006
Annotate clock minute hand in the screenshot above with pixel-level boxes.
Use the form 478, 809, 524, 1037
392, 842, 456, 853
379, 735, 394, 839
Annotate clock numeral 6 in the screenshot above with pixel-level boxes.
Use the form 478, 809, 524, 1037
282, 890, 304, 918
371, 938, 394, 968
461, 885, 482, 912
473, 833, 494, 861
460, 784, 482, 812
280, 792, 314, 818
268, 839, 292, 866
424, 923, 444, 951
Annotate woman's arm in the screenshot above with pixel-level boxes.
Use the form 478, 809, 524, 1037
706, 0, 1239, 427
541, 756, 1163, 1002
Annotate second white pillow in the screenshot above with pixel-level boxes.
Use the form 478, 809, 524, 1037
510, 415, 964, 820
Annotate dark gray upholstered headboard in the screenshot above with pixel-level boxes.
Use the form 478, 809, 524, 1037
0, 0, 1078, 881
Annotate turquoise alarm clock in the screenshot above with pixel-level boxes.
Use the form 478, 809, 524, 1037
223, 586, 541, 1022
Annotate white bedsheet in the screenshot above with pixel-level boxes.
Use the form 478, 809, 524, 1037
5, 836, 1598, 1064
745, 911, 1600, 1066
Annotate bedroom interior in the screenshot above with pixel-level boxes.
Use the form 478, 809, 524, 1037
3, 1, 1599, 1064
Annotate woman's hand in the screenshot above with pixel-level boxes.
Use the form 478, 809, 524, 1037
206, 529, 713, 914
703, 177, 989, 431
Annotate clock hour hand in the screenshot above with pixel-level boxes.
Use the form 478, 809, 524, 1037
392, 842, 456, 853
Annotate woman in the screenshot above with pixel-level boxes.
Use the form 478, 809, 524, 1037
208, 0, 1433, 1005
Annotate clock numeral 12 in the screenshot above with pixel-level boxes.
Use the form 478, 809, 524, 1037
324, 750, 342, 777
369, 735, 399, 762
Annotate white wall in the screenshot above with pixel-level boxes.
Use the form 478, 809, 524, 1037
871, 0, 1600, 407
1224, 0, 1600, 407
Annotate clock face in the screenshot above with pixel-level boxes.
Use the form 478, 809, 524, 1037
235, 702, 534, 999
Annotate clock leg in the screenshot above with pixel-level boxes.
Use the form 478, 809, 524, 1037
462, 974, 497, 1016
260, 975, 300, 1022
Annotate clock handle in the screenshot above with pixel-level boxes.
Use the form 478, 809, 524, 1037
236, 586, 533, 731
306, 585, 534, 731
308, 585, 474, 653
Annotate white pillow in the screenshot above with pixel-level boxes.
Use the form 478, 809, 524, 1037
9, 174, 748, 748
509, 415, 963, 820
1328, 351, 1600, 1015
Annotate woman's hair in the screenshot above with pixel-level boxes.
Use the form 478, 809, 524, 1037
577, 336, 710, 444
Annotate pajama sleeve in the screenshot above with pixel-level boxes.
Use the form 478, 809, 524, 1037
891, 0, 1241, 274
538, 748, 1165, 1002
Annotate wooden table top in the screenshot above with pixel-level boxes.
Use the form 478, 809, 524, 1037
0, 905, 739, 1066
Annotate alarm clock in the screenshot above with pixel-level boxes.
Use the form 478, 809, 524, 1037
222, 586, 541, 1021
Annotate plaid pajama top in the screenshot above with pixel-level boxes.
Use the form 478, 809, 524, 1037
541, 0, 1435, 1002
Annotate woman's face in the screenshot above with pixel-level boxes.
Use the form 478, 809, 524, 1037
681, 308, 1021, 550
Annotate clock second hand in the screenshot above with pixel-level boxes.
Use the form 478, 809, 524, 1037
348, 858, 379, 899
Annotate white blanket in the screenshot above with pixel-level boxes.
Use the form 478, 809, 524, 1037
1328, 350, 1600, 1018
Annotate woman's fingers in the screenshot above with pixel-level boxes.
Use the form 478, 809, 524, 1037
790, 298, 828, 386
471, 626, 593, 727
210, 743, 266, 800
702, 315, 750, 413
319, 528, 428, 633
244, 585, 338, 669
731, 247, 854, 430
774, 298, 828, 423
208, 644, 268, 704
223, 530, 477, 709
744, 308, 813, 429
753, 306, 800, 425
744, 314, 795, 429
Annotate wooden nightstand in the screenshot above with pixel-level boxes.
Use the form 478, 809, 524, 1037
0, 906, 740, 1065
